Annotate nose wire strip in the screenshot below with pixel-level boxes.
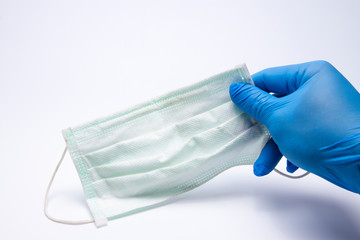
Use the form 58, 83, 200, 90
44, 146, 95, 225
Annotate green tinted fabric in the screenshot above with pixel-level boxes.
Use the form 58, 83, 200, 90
63, 64, 270, 227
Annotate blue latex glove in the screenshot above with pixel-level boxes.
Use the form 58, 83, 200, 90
229, 61, 360, 194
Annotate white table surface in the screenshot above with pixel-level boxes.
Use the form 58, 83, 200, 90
1, 1, 360, 239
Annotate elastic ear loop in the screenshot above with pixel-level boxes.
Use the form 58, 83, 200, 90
44, 146, 94, 225
274, 168, 310, 179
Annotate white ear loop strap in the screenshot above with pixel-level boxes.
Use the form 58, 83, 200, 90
44, 146, 94, 225
274, 168, 310, 179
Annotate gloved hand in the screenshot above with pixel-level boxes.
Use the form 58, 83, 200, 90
229, 61, 360, 194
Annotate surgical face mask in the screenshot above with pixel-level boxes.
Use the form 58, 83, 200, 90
45, 64, 271, 227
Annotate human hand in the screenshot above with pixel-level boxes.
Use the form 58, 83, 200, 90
229, 61, 360, 194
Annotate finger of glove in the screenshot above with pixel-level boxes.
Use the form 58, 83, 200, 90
229, 82, 277, 125
253, 138, 283, 177
252, 60, 330, 95
286, 160, 299, 173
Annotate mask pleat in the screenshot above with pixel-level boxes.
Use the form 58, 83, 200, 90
87, 113, 255, 181
89, 118, 262, 198
83, 101, 243, 167
77, 91, 229, 154
91, 123, 267, 215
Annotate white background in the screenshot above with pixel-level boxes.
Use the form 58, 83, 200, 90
1, 0, 360, 239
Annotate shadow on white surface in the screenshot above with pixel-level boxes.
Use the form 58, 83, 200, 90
178, 180, 360, 240
44, 167, 360, 240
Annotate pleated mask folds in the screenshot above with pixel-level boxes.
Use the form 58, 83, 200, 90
56, 64, 270, 227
